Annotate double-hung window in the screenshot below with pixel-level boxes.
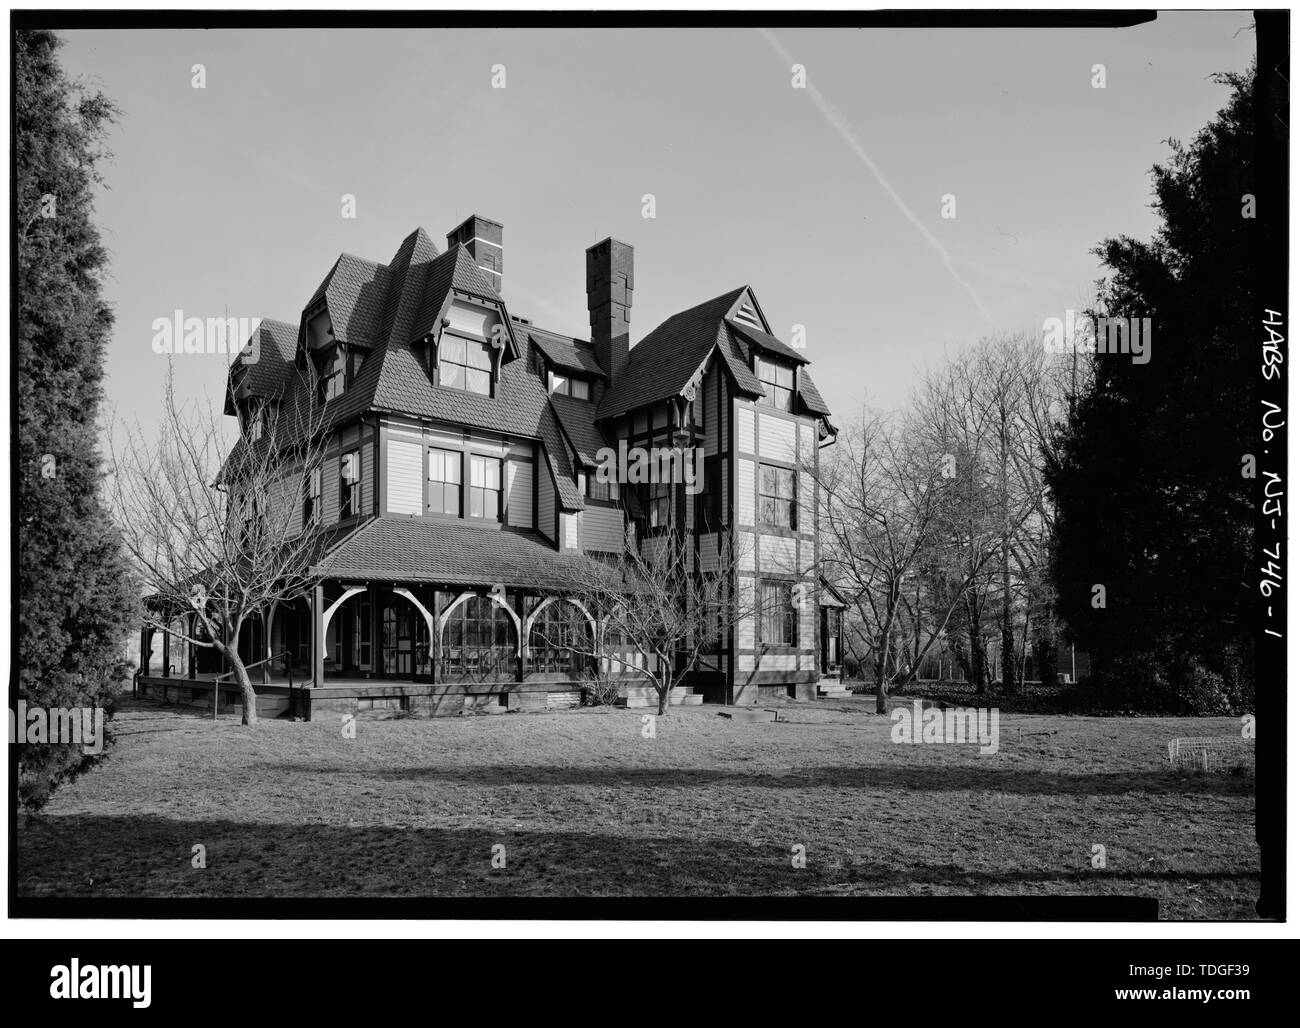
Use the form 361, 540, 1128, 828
303, 466, 322, 527
759, 463, 797, 530
440, 335, 493, 396
428, 448, 462, 516
760, 581, 798, 647
468, 454, 503, 521
339, 451, 361, 519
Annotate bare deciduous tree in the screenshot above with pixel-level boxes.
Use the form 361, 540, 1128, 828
108, 362, 331, 725
535, 526, 767, 716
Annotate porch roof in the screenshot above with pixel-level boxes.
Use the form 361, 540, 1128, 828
314, 516, 621, 592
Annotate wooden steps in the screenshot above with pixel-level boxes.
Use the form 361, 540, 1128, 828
817, 679, 854, 699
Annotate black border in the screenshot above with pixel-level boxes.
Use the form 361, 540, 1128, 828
9, 7, 1282, 925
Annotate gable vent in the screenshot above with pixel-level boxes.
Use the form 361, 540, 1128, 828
733, 303, 762, 329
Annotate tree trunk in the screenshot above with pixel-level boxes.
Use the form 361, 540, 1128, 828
225, 647, 258, 726
657, 668, 670, 716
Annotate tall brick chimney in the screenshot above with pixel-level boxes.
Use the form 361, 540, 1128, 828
446, 214, 503, 292
586, 237, 633, 381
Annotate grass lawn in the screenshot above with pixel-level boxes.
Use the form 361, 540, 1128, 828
17, 697, 1258, 917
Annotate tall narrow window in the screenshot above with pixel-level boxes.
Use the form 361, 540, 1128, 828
340, 451, 361, 519
757, 357, 794, 411
758, 463, 796, 529
647, 480, 670, 529
440, 336, 492, 396
760, 582, 797, 647
319, 344, 347, 402
468, 454, 503, 521
428, 448, 462, 515
303, 466, 322, 527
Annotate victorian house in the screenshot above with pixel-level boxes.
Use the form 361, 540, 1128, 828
136, 215, 841, 718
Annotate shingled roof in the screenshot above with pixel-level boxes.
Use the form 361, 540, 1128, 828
226, 318, 299, 413
549, 393, 611, 468
305, 253, 389, 348
316, 516, 619, 591
528, 325, 605, 378
596, 287, 751, 420
273, 229, 584, 510
796, 370, 833, 417
727, 318, 810, 366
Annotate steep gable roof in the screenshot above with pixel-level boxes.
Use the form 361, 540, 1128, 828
549, 393, 611, 468
727, 318, 810, 366
596, 286, 749, 420
305, 253, 389, 348
228, 318, 299, 403
796, 370, 833, 417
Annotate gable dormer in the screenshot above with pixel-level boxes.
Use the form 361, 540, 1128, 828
426, 297, 512, 398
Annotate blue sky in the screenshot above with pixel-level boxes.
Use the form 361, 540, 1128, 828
58, 17, 1255, 436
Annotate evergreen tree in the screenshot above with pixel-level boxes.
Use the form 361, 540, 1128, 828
1047, 70, 1256, 712
17, 30, 138, 806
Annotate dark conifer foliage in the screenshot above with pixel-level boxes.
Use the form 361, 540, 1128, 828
1047, 70, 1256, 713
16, 30, 139, 806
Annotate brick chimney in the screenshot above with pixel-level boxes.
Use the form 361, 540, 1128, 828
586, 237, 633, 381
446, 214, 503, 292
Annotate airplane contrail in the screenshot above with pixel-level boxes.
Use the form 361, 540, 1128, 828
757, 28, 996, 326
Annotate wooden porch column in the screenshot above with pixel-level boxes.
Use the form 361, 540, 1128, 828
187, 612, 197, 679
162, 626, 171, 677
311, 583, 325, 688
513, 590, 526, 683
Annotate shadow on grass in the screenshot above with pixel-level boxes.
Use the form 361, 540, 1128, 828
260, 761, 1257, 797
16, 813, 1259, 905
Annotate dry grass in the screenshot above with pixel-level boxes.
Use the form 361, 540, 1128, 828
16, 697, 1258, 918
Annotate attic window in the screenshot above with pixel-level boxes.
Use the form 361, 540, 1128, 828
549, 371, 590, 400
733, 302, 763, 329
757, 356, 794, 412
439, 335, 493, 396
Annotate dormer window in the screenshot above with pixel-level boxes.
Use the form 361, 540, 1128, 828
548, 371, 590, 400
239, 399, 269, 441
307, 309, 369, 404
756, 356, 794, 412
439, 335, 493, 396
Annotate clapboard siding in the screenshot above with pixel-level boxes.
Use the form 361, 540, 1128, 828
738, 404, 755, 455
386, 439, 423, 515
798, 421, 814, 458
698, 532, 720, 572
583, 506, 624, 553
757, 410, 796, 463
737, 458, 755, 525
799, 467, 814, 537
506, 458, 534, 529
759, 534, 797, 574
537, 452, 556, 541
359, 436, 374, 516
